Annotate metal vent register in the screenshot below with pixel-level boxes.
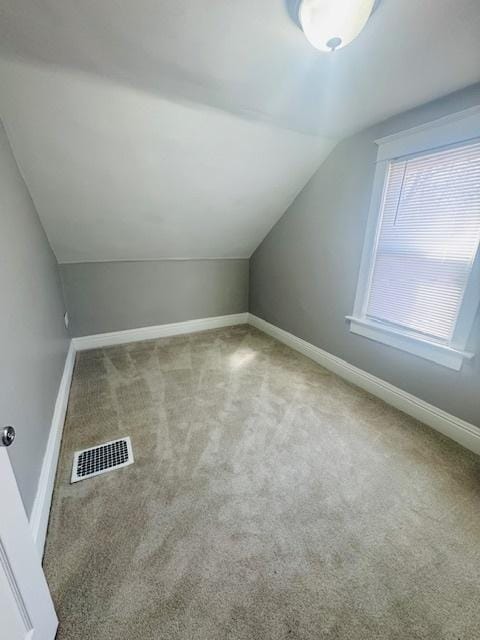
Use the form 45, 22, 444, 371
71, 437, 134, 483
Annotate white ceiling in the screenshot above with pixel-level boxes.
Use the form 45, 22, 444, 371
0, 0, 479, 261
0, 60, 332, 262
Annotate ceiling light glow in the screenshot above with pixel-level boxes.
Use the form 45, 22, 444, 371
299, 0, 375, 52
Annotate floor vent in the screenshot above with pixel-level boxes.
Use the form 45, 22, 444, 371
71, 437, 134, 483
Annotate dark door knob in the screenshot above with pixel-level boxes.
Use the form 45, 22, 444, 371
1, 426, 16, 447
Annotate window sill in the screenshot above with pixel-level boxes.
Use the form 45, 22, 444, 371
345, 316, 474, 371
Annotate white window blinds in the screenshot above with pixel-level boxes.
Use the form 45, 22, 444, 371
366, 140, 480, 343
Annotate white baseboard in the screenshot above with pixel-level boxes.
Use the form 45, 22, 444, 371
29, 341, 76, 557
73, 313, 249, 351
248, 314, 480, 455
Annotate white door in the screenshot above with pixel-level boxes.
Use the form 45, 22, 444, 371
0, 429, 58, 640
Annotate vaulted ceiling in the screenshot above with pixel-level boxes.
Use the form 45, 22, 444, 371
0, 0, 479, 262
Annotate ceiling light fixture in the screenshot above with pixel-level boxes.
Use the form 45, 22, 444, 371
299, 0, 375, 52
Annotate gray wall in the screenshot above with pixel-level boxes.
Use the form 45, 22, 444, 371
60, 259, 249, 337
0, 122, 69, 515
250, 84, 480, 427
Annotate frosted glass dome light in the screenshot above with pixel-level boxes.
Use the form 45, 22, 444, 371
299, 0, 375, 52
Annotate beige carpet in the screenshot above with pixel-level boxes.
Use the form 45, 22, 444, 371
43, 325, 480, 639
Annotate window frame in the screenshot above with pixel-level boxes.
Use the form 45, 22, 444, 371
347, 106, 480, 371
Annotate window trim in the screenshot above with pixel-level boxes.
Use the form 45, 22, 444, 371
347, 106, 480, 371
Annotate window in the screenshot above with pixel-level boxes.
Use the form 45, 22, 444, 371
348, 107, 480, 370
